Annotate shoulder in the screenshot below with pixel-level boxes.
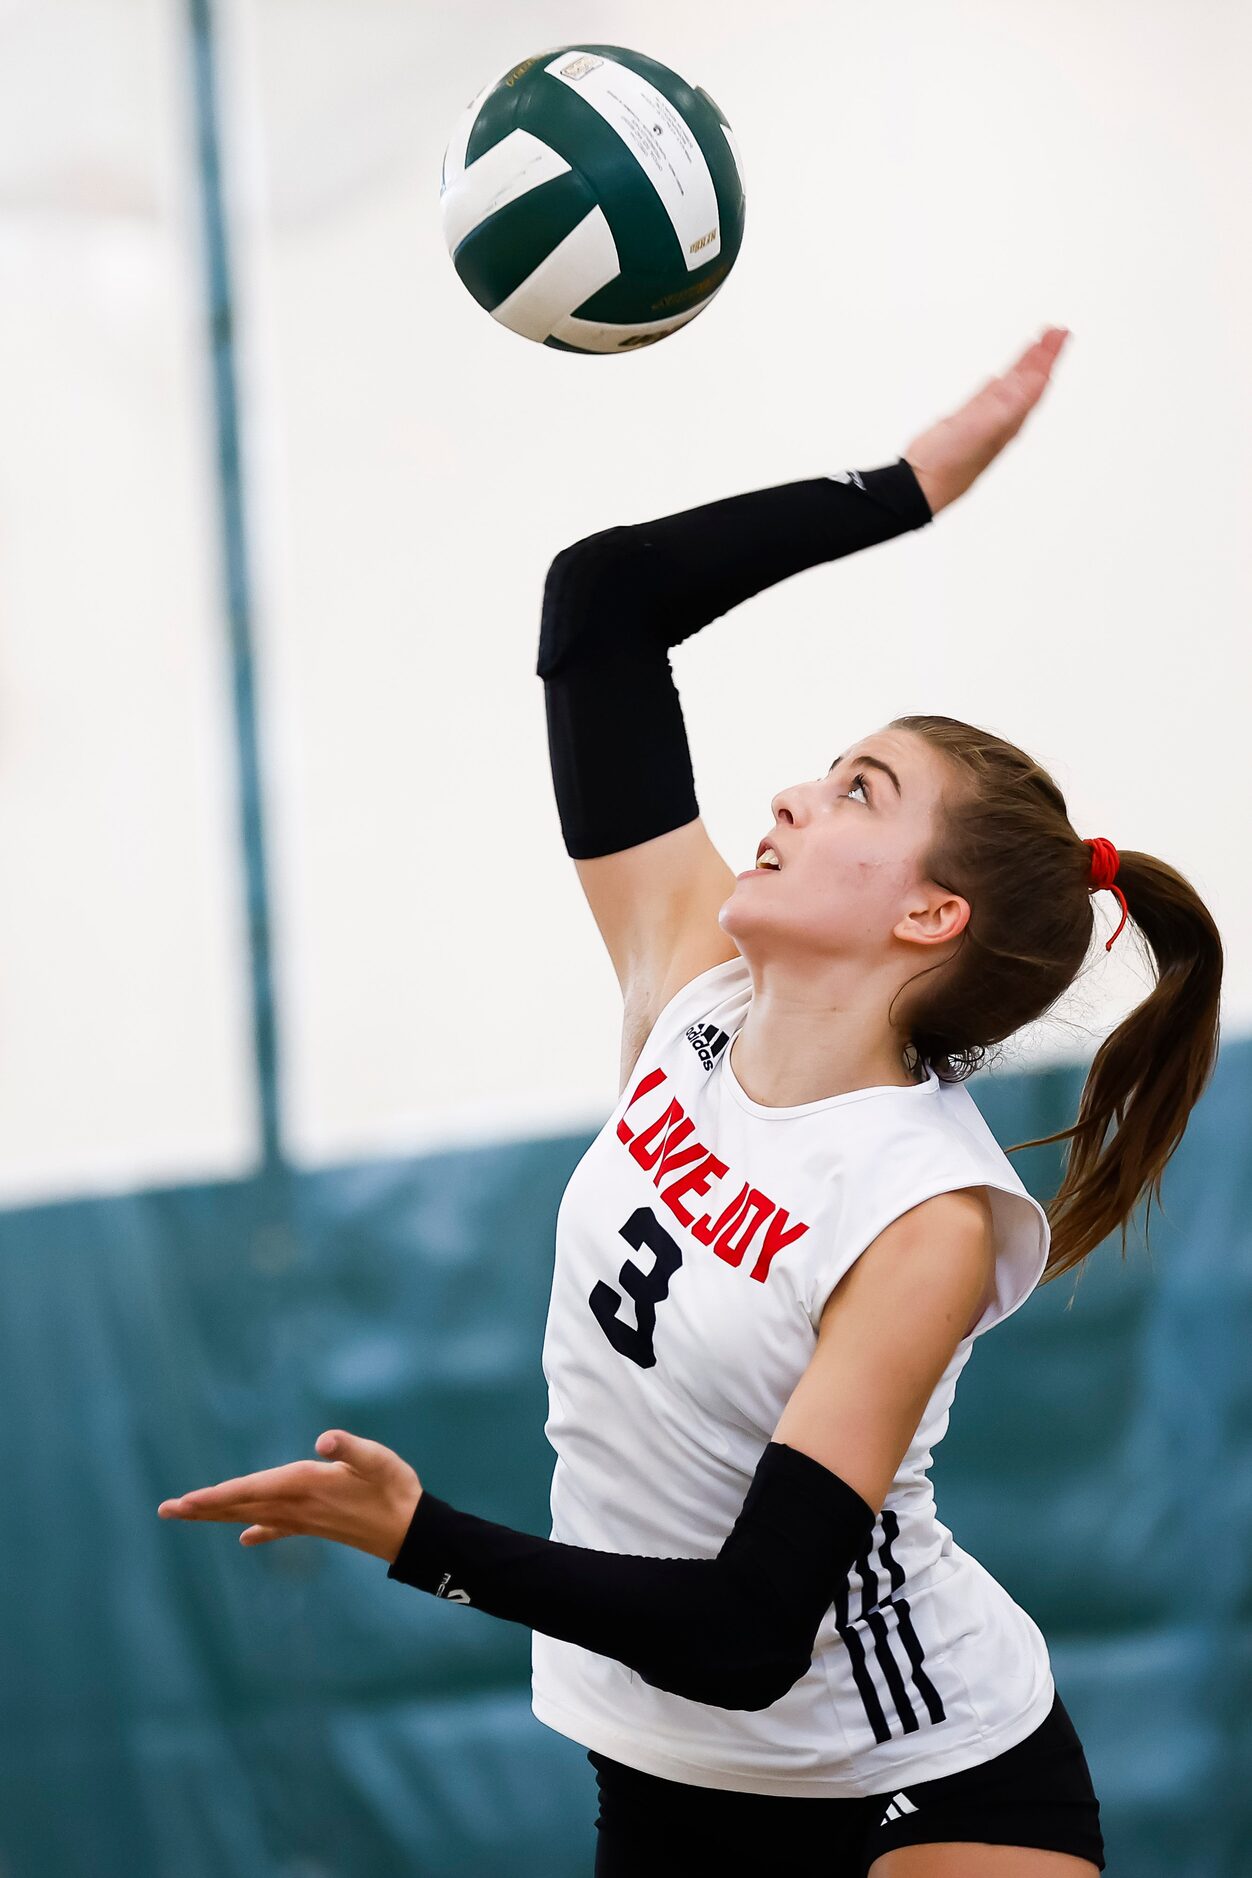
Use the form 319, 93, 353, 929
818, 1185, 997, 1346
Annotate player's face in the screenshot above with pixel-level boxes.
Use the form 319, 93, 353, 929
718, 727, 968, 971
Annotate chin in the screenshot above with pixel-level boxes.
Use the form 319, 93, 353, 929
718, 893, 766, 940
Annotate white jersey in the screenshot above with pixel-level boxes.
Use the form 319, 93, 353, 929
530, 952, 1056, 1797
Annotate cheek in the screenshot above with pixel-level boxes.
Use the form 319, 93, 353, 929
851, 859, 913, 919
810, 851, 909, 919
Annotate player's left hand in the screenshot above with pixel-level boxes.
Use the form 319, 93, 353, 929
157, 1430, 422, 1564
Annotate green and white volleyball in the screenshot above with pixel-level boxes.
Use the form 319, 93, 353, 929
440, 45, 746, 352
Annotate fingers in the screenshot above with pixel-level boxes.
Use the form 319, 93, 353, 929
980, 343, 1057, 431
164, 1487, 315, 1530
1004, 328, 1069, 403
158, 1439, 380, 1526
158, 1458, 322, 1520
162, 1494, 274, 1521
1010, 326, 1069, 377
240, 1525, 289, 1546
316, 1429, 391, 1472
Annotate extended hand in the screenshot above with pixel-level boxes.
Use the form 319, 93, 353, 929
903, 326, 1070, 516
157, 1429, 422, 1564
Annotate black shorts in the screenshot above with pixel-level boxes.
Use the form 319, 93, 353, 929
588, 1688, 1106, 1875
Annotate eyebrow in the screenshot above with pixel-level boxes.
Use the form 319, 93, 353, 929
827, 751, 903, 798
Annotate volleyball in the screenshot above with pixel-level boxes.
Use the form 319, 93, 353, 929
440, 45, 747, 352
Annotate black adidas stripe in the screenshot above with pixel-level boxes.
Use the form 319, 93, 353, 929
855, 1545, 920, 1735
862, 1611, 921, 1733
833, 1514, 946, 1741
879, 1510, 946, 1724
834, 1557, 892, 1744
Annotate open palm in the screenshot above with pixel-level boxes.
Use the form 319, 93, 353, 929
904, 326, 1070, 516
157, 1428, 422, 1564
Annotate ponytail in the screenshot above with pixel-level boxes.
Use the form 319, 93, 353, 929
1005, 847, 1224, 1286
887, 715, 1225, 1288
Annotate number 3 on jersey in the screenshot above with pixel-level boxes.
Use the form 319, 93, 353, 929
589, 1205, 681, 1368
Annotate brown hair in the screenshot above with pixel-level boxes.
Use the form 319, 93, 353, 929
885, 714, 1224, 1290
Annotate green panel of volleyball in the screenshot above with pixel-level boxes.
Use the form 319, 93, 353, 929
441, 43, 746, 351
0, 1047, 1248, 1876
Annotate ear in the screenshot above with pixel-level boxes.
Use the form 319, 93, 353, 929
895, 889, 970, 947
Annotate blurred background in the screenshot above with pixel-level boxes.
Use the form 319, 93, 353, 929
0, 1, 1248, 1873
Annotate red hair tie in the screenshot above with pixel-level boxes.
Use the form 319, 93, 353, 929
1084, 837, 1128, 950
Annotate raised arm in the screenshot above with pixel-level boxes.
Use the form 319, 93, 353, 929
538, 327, 1070, 1093
538, 462, 933, 1094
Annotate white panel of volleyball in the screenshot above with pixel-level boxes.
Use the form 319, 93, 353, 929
439, 45, 747, 353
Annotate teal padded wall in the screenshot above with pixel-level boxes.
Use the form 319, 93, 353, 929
1, 1045, 1248, 1876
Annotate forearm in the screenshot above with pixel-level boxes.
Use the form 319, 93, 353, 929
536, 460, 931, 859
387, 1440, 876, 1711
537, 458, 932, 675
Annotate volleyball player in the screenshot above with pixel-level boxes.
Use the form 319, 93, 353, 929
160, 326, 1223, 1875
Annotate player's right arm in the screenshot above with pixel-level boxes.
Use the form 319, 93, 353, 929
536, 467, 932, 1095
538, 533, 741, 1093
536, 328, 1069, 1096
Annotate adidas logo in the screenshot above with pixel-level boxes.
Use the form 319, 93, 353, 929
830, 468, 866, 490
880, 1791, 919, 1826
436, 1571, 471, 1604
685, 1021, 730, 1072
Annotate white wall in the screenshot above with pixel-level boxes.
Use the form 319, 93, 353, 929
236, 0, 1250, 1162
0, 0, 1246, 1196
0, 0, 258, 1203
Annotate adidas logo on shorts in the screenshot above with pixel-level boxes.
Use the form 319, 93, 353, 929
685, 1021, 730, 1072
880, 1791, 919, 1826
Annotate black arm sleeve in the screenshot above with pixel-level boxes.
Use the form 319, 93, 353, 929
536, 458, 933, 860
386, 1439, 877, 1712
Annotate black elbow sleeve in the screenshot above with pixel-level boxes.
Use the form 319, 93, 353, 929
535, 463, 932, 862
537, 536, 699, 860
632, 1442, 878, 1710
387, 1440, 876, 1714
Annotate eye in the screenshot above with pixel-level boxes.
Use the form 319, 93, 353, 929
823, 758, 871, 803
